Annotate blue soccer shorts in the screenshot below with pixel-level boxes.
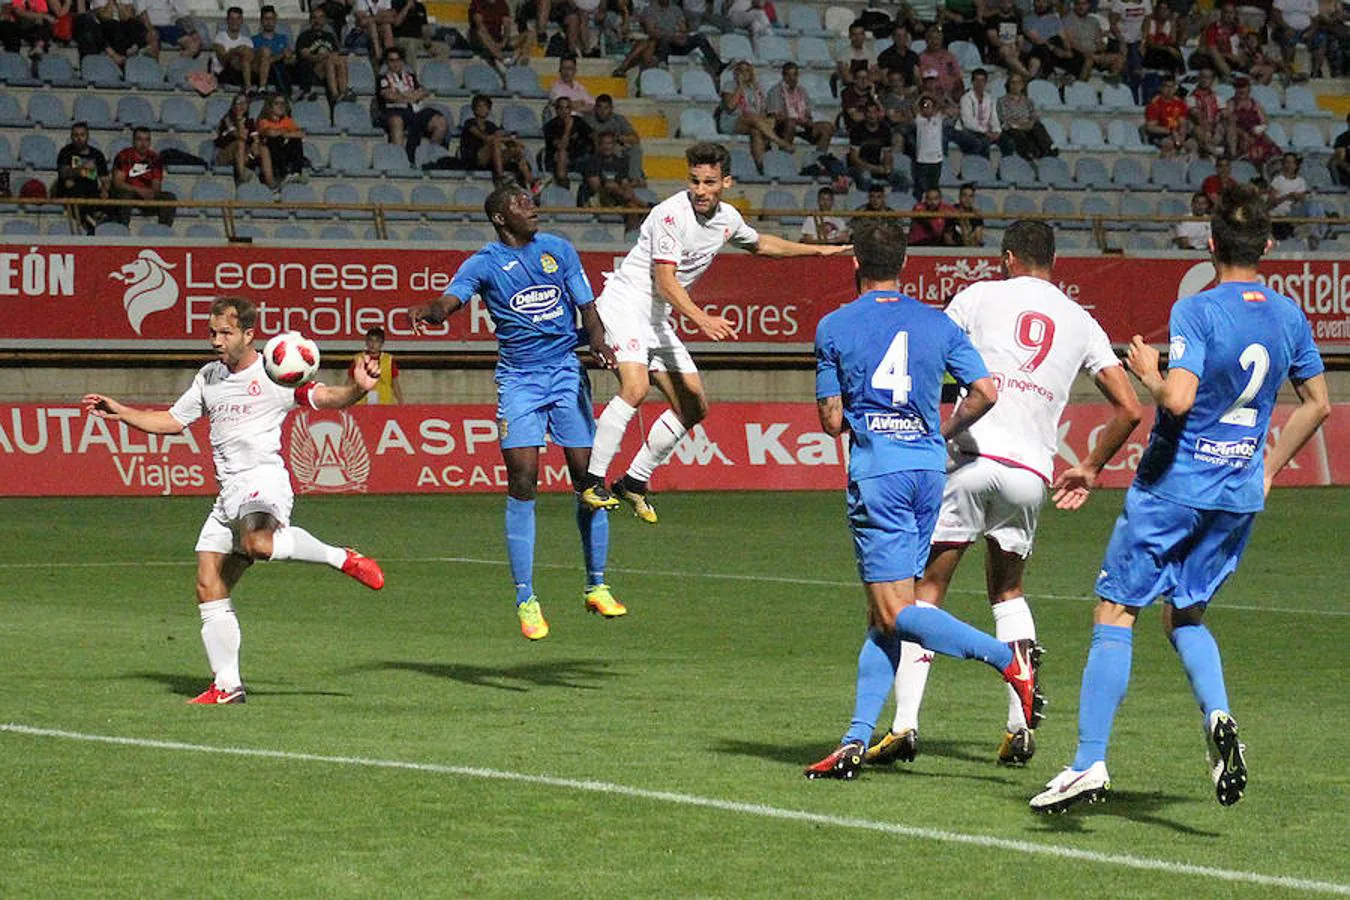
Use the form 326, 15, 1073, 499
847, 470, 945, 584
495, 360, 597, 451
1095, 486, 1256, 609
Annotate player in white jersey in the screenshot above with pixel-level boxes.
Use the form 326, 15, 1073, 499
584, 141, 850, 523
82, 297, 386, 706
864, 221, 1143, 767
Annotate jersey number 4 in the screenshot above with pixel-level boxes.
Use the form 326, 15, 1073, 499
872, 331, 913, 406
1015, 311, 1055, 372
1218, 342, 1270, 427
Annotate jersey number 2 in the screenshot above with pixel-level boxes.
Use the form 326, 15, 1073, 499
1015, 311, 1056, 372
1218, 342, 1270, 427
872, 331, 913, 406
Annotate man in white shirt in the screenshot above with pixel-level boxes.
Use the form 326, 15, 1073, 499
136, 0, 202, 57
958, 67, 1001, 158
81, 297, 386, 706
1272, 0, 1318, 67
800, 186, 850, 244
548, 54, 594, 113
1109, 0, 1152, 78
1269, 151, 1327, 248
767, 62, 835, 153
834, 20, 876, 92
355, 0, 396, 59
1173, 191, 1213, 250
586, 142, 850, 523
723, 0, 771, 35
213, 5, 257, 93
864, 220, 1142, 768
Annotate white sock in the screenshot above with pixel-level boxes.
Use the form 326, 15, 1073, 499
269, 526, 347, 568
199, 598, 242, 691
993, 595, 1037, 731
627, 409, 687, 482
891, 600, 938, 734
589, 397, 638, 480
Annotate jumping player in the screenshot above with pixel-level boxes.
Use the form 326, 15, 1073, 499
804, 219, 1045, 782
1030, 185, 1331, 812
865, 221, 1142, 769
586, 141, 850, 524
82, 296, 386, 705
411, 185, 623, 640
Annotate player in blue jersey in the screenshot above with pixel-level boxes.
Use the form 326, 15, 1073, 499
804, 219, 1046, 781
411, 185, 624, 640
1030, 184, 1332, 813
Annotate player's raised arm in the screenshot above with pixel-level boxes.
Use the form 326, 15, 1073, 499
409, 294, 466, 331
749, 232, 853, 258
82, 393, 186, 435
653, 261, 737, 341
1053, 364, 1144, 509
311, 355, 377, 409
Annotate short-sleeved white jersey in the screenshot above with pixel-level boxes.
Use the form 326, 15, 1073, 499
945, 275, 1120, 482
169, 355, 318, 489
603, 191, 759, 321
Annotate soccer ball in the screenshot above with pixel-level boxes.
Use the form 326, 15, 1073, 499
262, 331, 321, 386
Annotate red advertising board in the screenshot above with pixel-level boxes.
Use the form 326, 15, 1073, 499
1, 402, 1345, 497
1, 244, 1346, 351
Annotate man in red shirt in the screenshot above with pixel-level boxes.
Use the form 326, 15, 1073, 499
1187, 67, 1227, 158
1201, 156, 1237, 203
468, 0, 516, 75
1142, 74, 1194, 156
907, 187, 957, 246
1189, 1, 1241, 77
111, 126, 176, 225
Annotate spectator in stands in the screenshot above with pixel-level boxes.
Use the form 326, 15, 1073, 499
578, 130, 643, 228
1065, 0, 1124, 78
136, 0, 201, 58
859, 183, 894, 213
1142, 0, 1185, 72
549, 55, 594, 112
543, 95, 591, 187
1331, 112, 1350, 185
957, 67, 1000, 158
377, 46, 448, 163
110, 126, 175, 226
54, 122, 109, 233
908, 186, 955, 246
801, 186, 851, 244
348, 328, 403, 404
1023, 0, 1085, 79
996, 71, 1056, 159
459, 93, 536, 186
1269, 152, 1327, 248
1173, 191, 1212, 249
939, 0, 985, 51
612, 0, 722, 78
944, 182, 984, 246
390, 0, 432, 59
4, 0, 54, 55
1108, 0, 1150, 85
768, 63, 836, 155
878, 22, 919, 86
583, 93, 643, 181
214, 6, 258, 95
1187, 68, 1226, 159
256, 94, 307, 187
251, 6, 291, 95
1312, 0, 1349, 77
911, 90, 945, 197
468, 0, 520, 77
1226, 76, 1280, 167
1201, 155, 1236, 202
985, 0, 1036, 79
879, 68, 914, 135
717, 60, 790, 174
1273, 0, 1318, 70
517, 0, 585, 56
723, 0, 772, 35
834, 21, 876, 95
838, 66, 881, 131
77, 0, 148, 68
1237, 30, 1284, 84
919, 25, 963, 102
1189, 1, 1240, 77
214, 93, 260, 185
295, 8, 353, 104
320, 0, 352, 36
354, 0, 397, 59
848, 102, 905, 191
1143, 74, 1195, 157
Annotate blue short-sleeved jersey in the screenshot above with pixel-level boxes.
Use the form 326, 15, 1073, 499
815, 290, 990, 481
1135, 281, 1323, 513
444, 232, 595, 370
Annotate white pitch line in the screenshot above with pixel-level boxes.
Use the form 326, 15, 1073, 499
0, 555, 1347, 618
2, 722, 1347, 896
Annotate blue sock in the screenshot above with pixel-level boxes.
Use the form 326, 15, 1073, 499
576, 502, 609, 589
1072, 623, 1135, 770
843, 628, 902, 746
505, 497, 536, 606
1170, 622, 1230, 721
894, 604, 1013, 671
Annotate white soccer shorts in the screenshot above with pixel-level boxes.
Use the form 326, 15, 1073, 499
930, 454, 1046, 559
195, 465, 295, 554
595, 286, 699, 374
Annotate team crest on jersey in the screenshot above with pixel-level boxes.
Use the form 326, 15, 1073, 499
1242, 290, 1266, 303
1170, 336, 1186, 361
288, 411, 371, 493
247, 380, 262, 396
540, 253, 558, 274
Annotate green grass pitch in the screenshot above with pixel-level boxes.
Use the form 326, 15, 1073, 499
0, 489, 1347, 898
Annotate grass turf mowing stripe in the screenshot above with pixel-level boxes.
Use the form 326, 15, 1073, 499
4, 556, 1345, 618
4, 722, 1349, 897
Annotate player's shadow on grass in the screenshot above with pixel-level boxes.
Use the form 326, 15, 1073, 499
1026, 790, 1220, 837
368, 659, 618, 692
712, 739, 1017, 786
129, 672, 352, 699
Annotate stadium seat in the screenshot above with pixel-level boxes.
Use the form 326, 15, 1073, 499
1041, 118, 1067, 150
639, 68, 679, 100
678, 107, 718, 139
939, 158, 961, 188
1073, 157, 1110, 188
505, 65, 545, 98
718, 33, 754, 62
581, 225, 616, 244
81, 54, 124, 87
760, 188, 800, 223
116, 95, 157, 128
763, 149, 809, 183
1080, 194, 1113, 224
420, 59, 458, 95
0, 136, 14, 167
1265, 121, 1291, 150
1003, 193, 1038, 216
799, 72, 833, 107
1150, 157, 1188, 190
453, 184, 490, 211
1110, 158, 1146, 188
18, 133, 58, 170
823, 5, 855, 34
961, 155, 996, 186
410, 183, 455, 221
1036, 155, 1073, 188
681, 69, 719, 102
237, 181, 283, 218
972, 192, 996, 215
0, 50, 40, 86
730, 147, 767, 183
1187, 158, 1215, 188
280, 182, 324, 219
94, 221, 131, 236
0, 94, 25, 126
787, 3, 830, 36
27, 92, 67, 128
1303, 160, 1333, 190
273, 223, 311, 240
1120, 193, 1160, 229
1041, 191, 1077, 219
501, 103, 542, 138
161, 96, 208, 132
451, 224, 492, 243
1107, 118, 1150, 151
233, 222, 266, 240
328, 141, 372, 176
1026, 79, 1063, 110
998, 155, 1036, 187
415, 142, 459, 177
1231, 159, 1258, 183
1057, 231, 1088, 248
757, 35, 793, 65
135, 222, 176, 237
189, 178, 230, 215
125, 55, 164, 89
1291, 122, 1325, 152
462, 62, 502, 95
406, 225, 441, 242
1284, 85, 1328, 117
796, 36, 835, 68
986, 77, 1006, 99
39, 54, 81, 87
42, 218, 72, 235
540, 184, 587, 221
2, 219, 40, 235
204, 95, 232, 126
319, 224, 357, 240
348, 57, 376, 94
1213, 82, 1235, 105
1250, 83, 1281, 113
948, 40, 982, 72
324, 182, 365, 219
1068, 118, 1106, 150
291, 99, 335, 135
1099, 83, 1135, 110
166, 57, 205, 90
334, 101, 382, 136
72, 95, 116, 129
370, 183, 414, 220
1063, 81, 1098, 110
373, 142, 418, 176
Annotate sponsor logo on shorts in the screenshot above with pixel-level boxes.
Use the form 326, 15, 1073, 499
1193, 435, 1258, 468
864, 412, 926, 437
509, 285, 564, 322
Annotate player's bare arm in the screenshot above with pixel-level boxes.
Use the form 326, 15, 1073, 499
1263, 374, 1331, 496
580, 303, 617, 369
312, 356, 378, 408
940, 377, 998, 440
409, 295, 466, 331
816, 395, 844, 436
653, 261, 737, 341
1127, 333, 1198, 416
1052, 365, 1143, 510
81, 394, 185, 434
750, 233, 853, 257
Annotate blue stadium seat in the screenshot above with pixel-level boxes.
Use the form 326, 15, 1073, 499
1099, 83, 1135, 110
161, 96, 209, 132
501, 103, 542, 137
719, 33, 754, 62
18, 133, 58, 169
763, 149, 809, 183
1107, 118, 1150, 151
540, 184, 587, 221
334, 101, 381, 136
1157, 195, 1188, 217
1026, 79, 1063, 110
939, 158, 961, 188
1068, 118, 1106, 150
639, 68, 679, 100
1291, 122, 1324, 151
1073, 157, 1110, 188
1231, 159, 1258, 183
2, 219, 40, 235
371, 183, 415, 220
730, 147, 766, 183
787, 4, 831, 36
415, 142, 459, 177
961, 155, 995, 186
451, 224, 491, 242
166, 57, 205, 90
0, 136, 14, 167
1040, 118, 1067, 150
1003, 193, 1038, 216
348, 58, 376, 94
1062, 80, 1098, 110
320, 224, 357, 240
0, 50, 39, 86
757, 35, 793, 65
1303, 160, 1333, 190
1265, 121, 1291, 149
799, 72, 832, 106
1130, 233, 1164, 250
427, 102, 457, 130
581, 226, 615, 244
407, 225, 441, 242
80, 54, 123, 87
27, 92, 67, 128
1186, 158, 1215, 188
1284, 85, 1328, 117
125, 55, 164, 88
1119, 193, 1159, 229
0, 94, 24, 126
452, 184, 489, 211
324, 182, 365, 219
1041, 192, 1077, 217
236, 181, 282, 218
136, 222, 176, 237
280, 182, 324, 219
1080, 194, 1113, 223
1057, 231, 1088, 248
274, 223, 312, 240
293, 99, 336, 135
462, 62, 502, 95
116, 95, 157, 128
95, 221, 131, 236
948, 40, 982, 72
1150, 158, 1187, 190
38, 54, 81, 87
681, 69, 719, 102
420, 59, 458, 95
411, 183, 455, 221
1110, 158, 1146, 188
73, 95, 116, 129
203, 95, 231, 126
796, 36, 835, 68
328, 141, 372, 175
1250, 83, 1281, 113
678, 107, 718, 139
373, 142, 418, 176
186, 218, 224, 236
998, 155, 1036, 187
1035, 155, 1073, 188
233, 222, 266, 239
761, 188, 801, 223
505, 65, 545, 98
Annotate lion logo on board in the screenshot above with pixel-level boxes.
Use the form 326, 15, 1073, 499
289, 411, 371, 493
110, 249, 179, 335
